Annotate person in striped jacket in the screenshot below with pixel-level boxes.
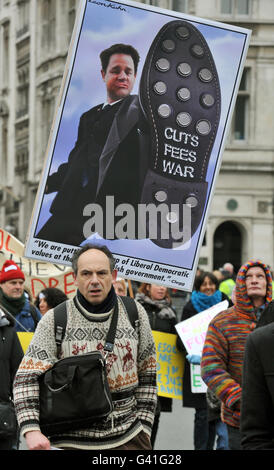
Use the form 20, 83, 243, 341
201, 259, 272, 450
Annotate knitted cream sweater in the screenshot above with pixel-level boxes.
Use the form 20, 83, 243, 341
13, 297, 157, 449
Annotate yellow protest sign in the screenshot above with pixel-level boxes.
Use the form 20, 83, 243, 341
17, 332, 34, 353
152, 331, 184, 400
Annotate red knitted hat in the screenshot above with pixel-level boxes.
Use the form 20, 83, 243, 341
0, 260, 25, 283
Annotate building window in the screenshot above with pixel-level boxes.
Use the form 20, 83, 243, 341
68, 0, 76, 39
16, 0, 30, 38
1, 22, 10, 87
0, 115, 8, 181
232, 68, 250, 141
220, 0, 250, 15
150, 0, 188, 11
16, 66, 29, 119
172, 0, 188, 12
41, 94, 55, 155
41, 0, 56, 52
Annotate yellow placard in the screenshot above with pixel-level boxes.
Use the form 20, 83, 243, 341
152, 331, 184, 400
17, 332, 34, 353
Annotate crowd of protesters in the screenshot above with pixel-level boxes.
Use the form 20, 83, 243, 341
0, 254, 273, 450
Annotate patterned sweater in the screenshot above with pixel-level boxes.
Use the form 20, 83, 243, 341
13, 297, 157, 449
201, 260, 272, 429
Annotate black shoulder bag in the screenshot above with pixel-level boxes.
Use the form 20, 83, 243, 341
0, 400, 17, 438
39, 301, 119, 436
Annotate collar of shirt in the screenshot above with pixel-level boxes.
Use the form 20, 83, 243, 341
254, 305, 265, 320
102, 99, 122, 109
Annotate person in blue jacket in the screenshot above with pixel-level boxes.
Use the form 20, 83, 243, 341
0, 260, 41, 332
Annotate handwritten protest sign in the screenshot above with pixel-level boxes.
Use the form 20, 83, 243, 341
152, 331, 184, 400
190, 364, 207, 393
175, 300, 228, 393
175, 300, 228, 355
0, 229, 75, 299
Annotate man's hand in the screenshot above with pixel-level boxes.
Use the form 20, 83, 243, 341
25, 430, 51, 450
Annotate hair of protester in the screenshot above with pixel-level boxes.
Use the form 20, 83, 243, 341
71, 243, 116, 275
138, 283, 171, 302
37, 287, 68, 309
194, 271, 219, 292
100, 43, 140, 74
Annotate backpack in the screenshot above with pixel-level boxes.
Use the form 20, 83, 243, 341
54, 296, 139, 357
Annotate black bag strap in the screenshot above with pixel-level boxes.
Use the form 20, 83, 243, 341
29, 303, 39, 330
53, 299, 119, 358
53, 302, 68, 359
119, 296, 139, 330
103, 301, 119, 354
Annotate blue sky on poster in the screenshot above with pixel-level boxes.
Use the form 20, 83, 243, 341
35, 0, 248, 268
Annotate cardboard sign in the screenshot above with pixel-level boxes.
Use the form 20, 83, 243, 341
24, 0, 251, 292
190, 364, 207, 393
175, 300, 228, 393
152, 330, 184, 400
175, 300, 228, 355
17, 332, 34, 354
0, 229, 75, 299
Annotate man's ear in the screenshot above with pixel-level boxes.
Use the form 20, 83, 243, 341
101, 69, 106, 81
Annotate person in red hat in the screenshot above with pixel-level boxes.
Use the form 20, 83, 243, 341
0, 260, 41, 332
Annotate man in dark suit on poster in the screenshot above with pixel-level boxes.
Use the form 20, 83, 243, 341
36, 43, 147, 246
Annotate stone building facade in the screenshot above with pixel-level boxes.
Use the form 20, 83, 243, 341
0, 0, 77, 238
0, 0, 273, 273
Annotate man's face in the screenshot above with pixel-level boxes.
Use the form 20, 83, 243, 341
1, 279, 25, 299
245, 266, 267, 305
101, 53, 136, 103
75, 249, 117, 305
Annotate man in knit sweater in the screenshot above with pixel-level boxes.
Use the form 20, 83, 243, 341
13, 244, 157, 450
201, 259, 272, 450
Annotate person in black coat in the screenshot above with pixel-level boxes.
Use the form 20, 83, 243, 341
241, 300, 274, 449
0, 308, 24, 450
135, 283, 177, 448
36, 43, 148, 245
176, 272, 232, 450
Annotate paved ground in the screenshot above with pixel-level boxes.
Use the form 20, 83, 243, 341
154, 398, 194, 450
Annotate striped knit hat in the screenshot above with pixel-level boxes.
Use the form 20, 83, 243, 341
235, 259, 272, 314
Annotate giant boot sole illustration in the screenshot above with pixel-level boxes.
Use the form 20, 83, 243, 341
139, 20, 221, 248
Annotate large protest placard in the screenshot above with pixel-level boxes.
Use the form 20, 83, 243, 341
24, 0, 251, 292
0, 229, 75, 300
175, 300, 228, 355
152, 330, 184, 399
175, 300, 228, 392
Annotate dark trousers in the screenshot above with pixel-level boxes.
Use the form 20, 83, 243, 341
227, 424, 241, 450
194, 408, 216, 450
150, 412, 160, 449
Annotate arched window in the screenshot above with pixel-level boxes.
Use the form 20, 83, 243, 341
213, 221, 242, 273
